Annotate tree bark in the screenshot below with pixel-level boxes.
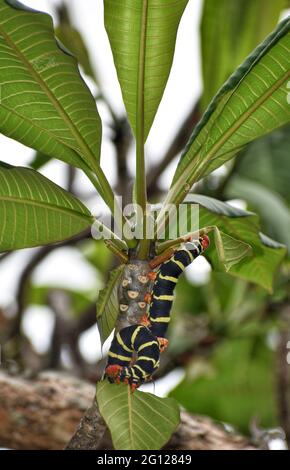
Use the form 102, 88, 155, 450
0, 370, 257, 450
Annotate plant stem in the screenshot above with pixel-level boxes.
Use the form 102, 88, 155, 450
84, 166, 136, 250
156, 227, 214, 254
136, 0, 150, 260
104, 240, 128, 264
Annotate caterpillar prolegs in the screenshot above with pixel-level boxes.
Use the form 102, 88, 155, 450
105, 235, 210, 390
105, 325, 160, 391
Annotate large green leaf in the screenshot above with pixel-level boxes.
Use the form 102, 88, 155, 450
213, 228, 252, 271
104, 0, 188, 140
167, 17, 290, 206
167, 194, 287, 291
0, 162, 93, 251
170, 338, 277, 433
96, 265, 124, 344
226, 176, 290, 249
201, 0, 285, 109
0, 0, 101, 172
196, 196, 287, 291
227, 233, 287, 293
96, 381, 180, 450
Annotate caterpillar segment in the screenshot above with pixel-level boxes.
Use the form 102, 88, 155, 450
148, 236, 210, 345
105, 324, 160, 390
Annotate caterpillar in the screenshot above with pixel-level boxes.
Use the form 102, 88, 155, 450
105, 235, 210, 390
105, 261, 157, 390
148, 235, 210, 350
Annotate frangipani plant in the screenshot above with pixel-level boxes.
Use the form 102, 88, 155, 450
0, 0, 289, 449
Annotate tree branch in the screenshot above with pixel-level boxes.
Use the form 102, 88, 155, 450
0, 371, 257, 450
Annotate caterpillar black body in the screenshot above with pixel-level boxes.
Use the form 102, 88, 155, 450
148, 235, 210, 349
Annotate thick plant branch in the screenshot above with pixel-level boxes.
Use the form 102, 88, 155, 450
0, 371, 257, 450
66, 400, 107, 450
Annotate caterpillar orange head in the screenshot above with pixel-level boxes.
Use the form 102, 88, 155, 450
200, 235, 210, 251
105, 364, 123, 380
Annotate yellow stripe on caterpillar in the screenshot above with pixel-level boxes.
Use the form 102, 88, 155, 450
108, 351, 132, 362
138, 356, 158, 366
138, 340, 158, 352
123, 367, 131, 378
134, 365, 149, 377
150, 317, 171, 323
116, 332, 133, 353
131, 325, 143, 348
158, 273, 178, 283
153, 294, 174, 301
172, 259, 185, 270
186, 250, 195, 262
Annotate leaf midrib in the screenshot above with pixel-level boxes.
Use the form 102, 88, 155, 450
127, 385, 134, 448
0, 194, 93, 224
135, 0, 148, 212
0, 21, 98, 169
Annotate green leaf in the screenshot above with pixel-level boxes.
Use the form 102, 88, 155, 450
104, 0, 188, 140
226, 176, 290, 250
0, 0, 102, 172
0, 162, 93, 251
96, 265, 124, 344
96, 381, 180, 450
172, 194, 287, 291
201, 0, 285, 109
169, 17, 290, 204
227, 233, 287, 293
170, 338, 277, 433
213, 228, 252, 271
83, 239, 113, 274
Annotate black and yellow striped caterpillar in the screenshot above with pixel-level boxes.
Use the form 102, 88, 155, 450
105, 235, 210, 390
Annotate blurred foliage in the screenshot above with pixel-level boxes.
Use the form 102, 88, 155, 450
28, 286, 94, 319
55, 3, 99, 83
29, 151, 51, 171
201, 0, 286, 109
230, 126, 290, 204
170, 337, 277, 433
